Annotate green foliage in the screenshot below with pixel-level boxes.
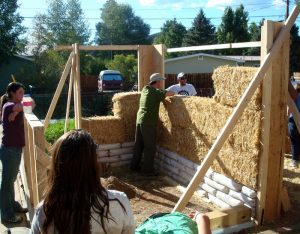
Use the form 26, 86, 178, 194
17, 50, 66, 91
32, 0, 90, 51
81, 54, 107, 75
217, 5, 249, 55
45, 119, 75, 144
0, 0, 25, 65
95, 0, 150, 45
154, 19, 186, 58
107, 54, 137, 89
183, 9, 215, 47
247, 22, 261, 55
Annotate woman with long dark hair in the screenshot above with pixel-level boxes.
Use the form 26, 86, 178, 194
0, 82, 28, 223
30, 129, 135, 234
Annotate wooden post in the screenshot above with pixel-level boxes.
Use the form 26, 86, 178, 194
138, 44, 165, 91
257, 20, 290, 223
172, 6, 299, 213
44, 52, 73, 131
73, 43, 82, 128
65, 54, 75, 133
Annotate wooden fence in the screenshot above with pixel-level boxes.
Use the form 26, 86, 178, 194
21, 113, 51, 216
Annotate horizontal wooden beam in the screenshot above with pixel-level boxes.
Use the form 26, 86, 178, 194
205, 205, 251, 230
54, 45, 139, 51
167, 41, 261, 53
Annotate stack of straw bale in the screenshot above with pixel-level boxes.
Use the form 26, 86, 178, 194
112, 92, 141, 141
212, 66, 261, 110
84, 116, 126, 144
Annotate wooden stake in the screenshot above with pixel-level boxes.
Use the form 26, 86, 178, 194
64, 54, 75, 133
44, 52, 73, 131
172, 6, 299, 213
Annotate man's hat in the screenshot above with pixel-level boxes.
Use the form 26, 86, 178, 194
177, 72, 186, 79
149, 73, 166, 83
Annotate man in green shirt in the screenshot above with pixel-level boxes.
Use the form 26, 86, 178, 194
131, 73, 175, 175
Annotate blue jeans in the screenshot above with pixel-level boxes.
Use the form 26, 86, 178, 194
288, 119, 300, 161
0, 146, 22, 219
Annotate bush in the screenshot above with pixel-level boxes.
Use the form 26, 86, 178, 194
45, 119, 75, 144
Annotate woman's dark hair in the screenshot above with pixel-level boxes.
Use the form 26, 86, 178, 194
43, 129, 125, 234
0, 82, 25, 110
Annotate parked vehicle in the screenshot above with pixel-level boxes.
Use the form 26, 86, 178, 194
98, 70, 123, 92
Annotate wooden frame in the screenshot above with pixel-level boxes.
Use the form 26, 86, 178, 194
172, 6, 299, 224
22, 6, 300, 226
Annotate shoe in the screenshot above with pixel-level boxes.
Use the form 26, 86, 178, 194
2, 215, 23, 223
142, 171, 159, 177
290, 160, 298, 168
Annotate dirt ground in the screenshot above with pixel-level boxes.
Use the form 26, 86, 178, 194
102, 156, 300, 233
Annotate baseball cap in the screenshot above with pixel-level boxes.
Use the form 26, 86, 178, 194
149, 73, 166, 83
177, 72, 186, 79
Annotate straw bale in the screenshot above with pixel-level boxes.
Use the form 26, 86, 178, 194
112, 92, 141, 141
81, 118, 90, 132
88, 116, 125, 144
212, 66, 262, 110
157, 96, 261, 189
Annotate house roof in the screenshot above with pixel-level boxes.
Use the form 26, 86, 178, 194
14, 54, 34, 62
165, 53, 245, 63
224, 55, 261, 61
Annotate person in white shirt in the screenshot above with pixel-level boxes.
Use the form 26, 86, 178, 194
30, 130, 135, 234
166, 72, 197, 96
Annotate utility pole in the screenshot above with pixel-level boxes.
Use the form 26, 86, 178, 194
285, 0, 289, 19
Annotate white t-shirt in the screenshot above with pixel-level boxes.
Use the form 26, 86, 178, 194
30, 190, 135, 234
166, 84, 197, 96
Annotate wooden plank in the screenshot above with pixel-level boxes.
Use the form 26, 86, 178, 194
22, 119, 34, 206
256, 20, 274, 225
167, 41, 261, 53
75, 43, 82, 128
287, 94, 300, 132
172, 6, 300, 213
35, 145, 51, 168
65, 54, 75, 133
33, 125, 46, 201
206, 205, 251, 230
281, 187, 291, 212
44, 52, 73, 131
55, 45, 139, 51
137, 45, 165, 91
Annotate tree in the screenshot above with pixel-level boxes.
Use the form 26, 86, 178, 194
154, 19, 186, 48
32, 0, 90, 50
107, 54, 137, 90
217, 5, 249, 54
247, 22, 261, 55
183, 9, 215, 47
95, 0, 150, 45
0, 0, 25, 65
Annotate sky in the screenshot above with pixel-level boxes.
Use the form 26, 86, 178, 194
18, 0, 298, 44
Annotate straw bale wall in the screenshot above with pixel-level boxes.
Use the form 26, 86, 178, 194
212, 66, 261, 110
83, 66, 262, 189
112, 92, 140, 141
82, 116, 126, 144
